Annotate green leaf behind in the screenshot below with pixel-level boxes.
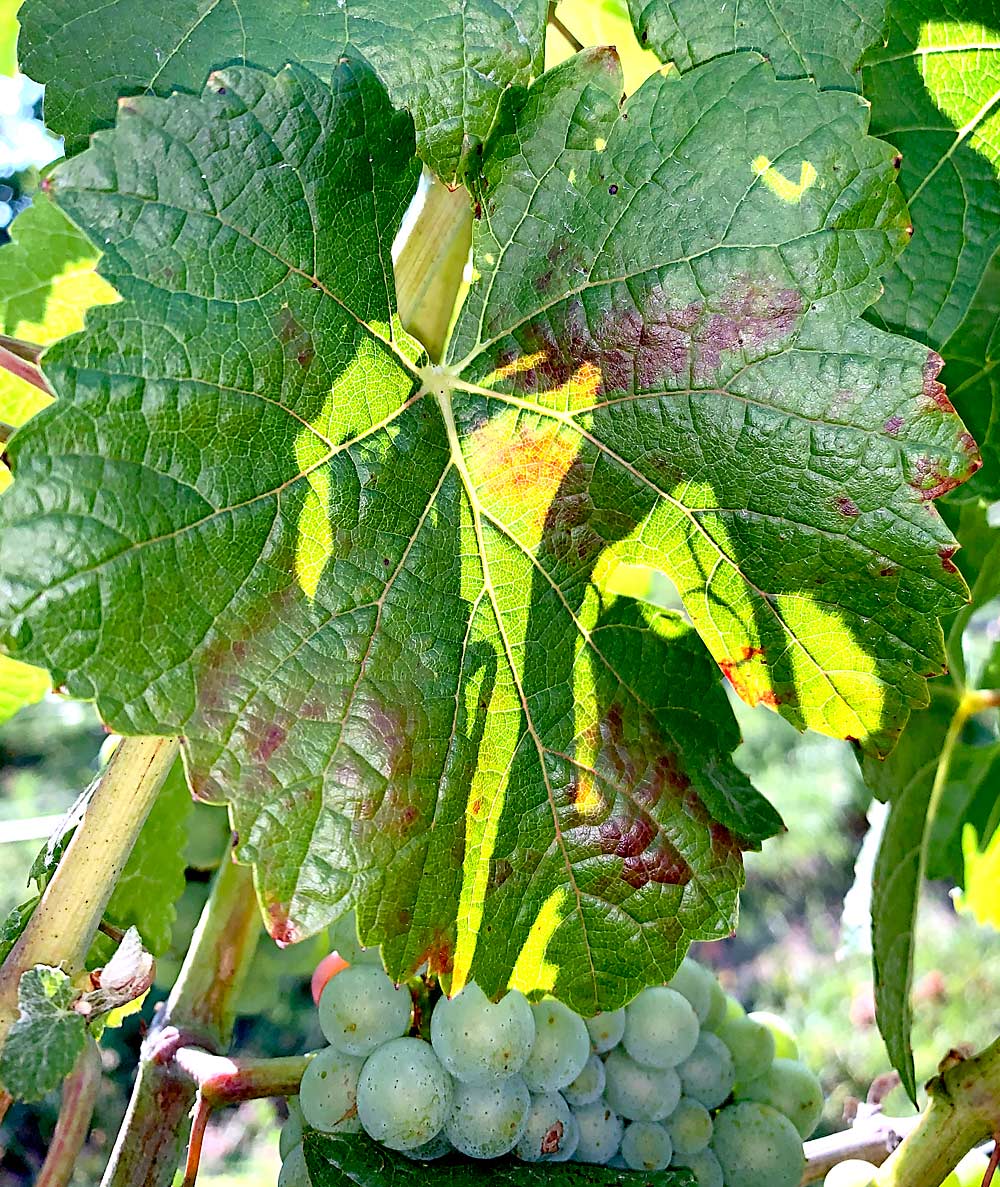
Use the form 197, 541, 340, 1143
302, 1131, 695, 1186
18, 0, 547, 183
0, 965, 86, 1101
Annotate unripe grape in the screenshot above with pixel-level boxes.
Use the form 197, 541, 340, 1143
704, 978, 729, 1031
299, 1047, 364, 1134
621, 1120, 673, 1170
278, 1144, 308, 1186
711, 1101, 805, 1187
562, 1053, 605, 1106
669, 958, 716, 1022
749, 1011, 799, 1060
521, 1000, 590, 1092
319, 965, 411, 1056
736, 1057, 823, 1138
279, 1097, 304, 1157
431, 982, 535, 1083
585, 1009, 626, 1053
604, 1048, 681, 1120
822, 1159, 878, 1187
573, 1100, 624, 1164
356, 1037, 452, 1151
445, 1076, 530, 1158
516, 1092, 579, 1162
672, 1147, 725, 1187
401, 1131, 453, 1161
667, 1096, 713, 1154
678, 1031, 735, 1109
623, 986, 700, 1068
717, 1014, 776, 1084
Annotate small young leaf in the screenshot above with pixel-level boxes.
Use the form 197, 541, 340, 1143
0, 654, 49, 724
0, 965, 86, 1101
0, 898, 40, 966
956, 822, 1000, 929
18, 0, 547, 182
861, 2, 1000, 499
302, 1130, 695, 1186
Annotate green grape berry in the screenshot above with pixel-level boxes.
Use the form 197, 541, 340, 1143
672, 1147, 725, 1187
604, 1047, 681, 1120
318, 964, 412, 1056
669, 958, 716, 1022
717, 1014, 776, 1084
712, 1101, 805, 1187
279, 1097, 305, 1157
445, 1076, 531, 1159
822, 1159, 878, 1187
401, 1131, 454, 1161
748, 1011, 799, 1061
277, 1143, 308, 1186
355, 1037, 453, 1151
667, 1096, 713, 1154
623, 986, 700, 1068
431, 982, 535, 1083
585, 1009, 626, 1054
521, 1000, 590, 1092
736, 1057, 823, 1138
562, 1053, 605, 1106
299, 1048, 364, 1134
573, 1100, 624, 1164
704, 978, 729, 1031
621, 1120, 674, 1170
678, 1031, 735, 1109
516, 1092, 579, 1162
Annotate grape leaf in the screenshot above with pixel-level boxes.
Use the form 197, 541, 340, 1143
861, 0, 1000, 499
0, 0, 18, 76
0, 51, 979, 1011
0, 965, 86, 1101
302, 1131, 695, 1186
626, 0, 888, 89
0, 194, 118, 430
0, 653, 48, 722
956, 820, 1000, 928
0, 898, 39, 966
862, 501, 1000, 1099
18, 0, 547, 184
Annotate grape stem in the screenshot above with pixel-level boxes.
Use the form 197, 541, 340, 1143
981, 1134, 1000, 1187
36, 1038, 103, 1187
871, 1036, 1000, 1187
100, 853, 261, 1187
547, 2, 584, 51
0, 736, 179, 1050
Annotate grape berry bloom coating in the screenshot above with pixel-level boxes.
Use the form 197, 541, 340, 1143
283, 925, 822, 1184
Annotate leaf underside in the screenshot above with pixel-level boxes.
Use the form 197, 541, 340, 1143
0, 46, 979, 1009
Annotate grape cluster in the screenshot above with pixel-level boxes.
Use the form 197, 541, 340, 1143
280, 925, 826, 1187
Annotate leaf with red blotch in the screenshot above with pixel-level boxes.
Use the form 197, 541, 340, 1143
0, 50, 976, 1013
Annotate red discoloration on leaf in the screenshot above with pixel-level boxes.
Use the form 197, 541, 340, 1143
417, 934, 454, 978
694, 277, 802, 380
880, 566, 898, 577
267, 902, 300, 947
541, 1121, 565, 1155
834, 495, 860, 517
884, 415, 904, 436
909, 455, 975, 501
622, 840, 692, 889
258, 724, 286, 762
938, 547, 959, 574
718, 646, 778, 710
921, 351, 954, 414
275, 307, 314, 369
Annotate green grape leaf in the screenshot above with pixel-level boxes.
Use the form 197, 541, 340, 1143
0, 194, 118, 430
0, 653, 48, 723
18, 0, 547, 184
0, 898, 40, 966
0, 965, 86, 1101
861, 1, 1000, 499
302, 1131, 695, 1186
626, 0, 888, 89
0, 52, 978, 1012
863, 500, 1000, 1099
451, 49, 976, 755
956, 819, 1000, 929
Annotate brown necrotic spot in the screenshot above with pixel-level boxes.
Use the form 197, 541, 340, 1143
938, 546, 959, 574
267, 902, 301, 947
922, 351, 955, 414
541, 1122, 565, 1155
833, 495, 860, 517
